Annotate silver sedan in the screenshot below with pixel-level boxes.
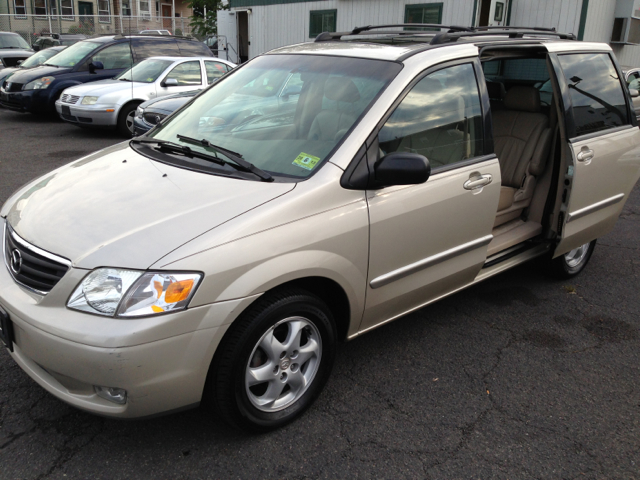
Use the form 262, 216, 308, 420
55, 56, 236, 136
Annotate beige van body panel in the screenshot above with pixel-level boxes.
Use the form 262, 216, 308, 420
156, 164, 370, 337
361, 159, 501, 332
555, 126, 640, 256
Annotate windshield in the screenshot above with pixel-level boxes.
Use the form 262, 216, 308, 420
20, 47, 62, 68
0, 34, 30, 49
148, 54, 401, 179
115, 58, 174, 83
45, 40, 101, 67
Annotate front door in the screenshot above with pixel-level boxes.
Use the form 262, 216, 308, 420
162, 5, 172, 30
78, 1, 93, 30
361, 60, 501, 332
158, 60, 204, 97
477, 0, 508, 27
550, 51, 640, 257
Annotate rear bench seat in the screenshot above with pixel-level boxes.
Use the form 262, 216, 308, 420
492, 86, 552, 227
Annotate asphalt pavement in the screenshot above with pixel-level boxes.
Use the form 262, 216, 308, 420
0, 108, 639, 479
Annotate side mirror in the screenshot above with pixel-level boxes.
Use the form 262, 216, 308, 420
163, 78, 179, 87
374, 152, 431, 187
16, 60, 23, 66
32, 45, 40, 52
630, 88, 639, 98
89, 61, 104, 73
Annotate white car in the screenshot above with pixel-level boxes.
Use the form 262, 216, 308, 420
55, 56, 236, 136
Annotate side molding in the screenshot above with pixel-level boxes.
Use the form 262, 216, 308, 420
566, 193, 624, 223
369, 235, 493, 289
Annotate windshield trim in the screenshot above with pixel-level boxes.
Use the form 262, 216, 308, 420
147, 54, 404, 183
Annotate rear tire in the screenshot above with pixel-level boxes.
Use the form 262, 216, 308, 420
206, 288, 337, 432
117, 102, 139, 138
545, 240, 597, 279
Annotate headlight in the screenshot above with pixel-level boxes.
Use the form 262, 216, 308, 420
67, 268, 202, 318
81, 96, 99, 105
135, 106, 143, 119
24, 76, 54, 90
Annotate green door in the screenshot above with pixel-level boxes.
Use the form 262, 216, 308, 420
78, 2, 94, 32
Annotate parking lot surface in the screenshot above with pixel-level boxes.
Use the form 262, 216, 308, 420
0, 107, 639, 479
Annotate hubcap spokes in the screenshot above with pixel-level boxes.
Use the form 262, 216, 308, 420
564, 242, 590, 268
245, 316, 322, 412
126, 111, 135, 133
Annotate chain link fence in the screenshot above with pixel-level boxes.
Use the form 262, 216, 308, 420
1, 14, 197, 45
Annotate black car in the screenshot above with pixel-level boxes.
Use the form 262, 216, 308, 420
0, 32, 33, 70
0, 45, 66, 85
133, 89, 198, 135
0, 34, 212, 114
32, 33, 87, 52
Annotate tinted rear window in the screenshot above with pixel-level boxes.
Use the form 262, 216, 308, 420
177, 40, 212, 57
132, 38, 180, 61
558, 53, 629, 137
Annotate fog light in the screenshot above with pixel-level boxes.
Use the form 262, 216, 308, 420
94, 385, 127, 404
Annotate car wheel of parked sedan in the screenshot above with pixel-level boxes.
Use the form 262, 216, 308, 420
546, 240, 597, 279
117, 102, 140, 138
207, 288, 337, 432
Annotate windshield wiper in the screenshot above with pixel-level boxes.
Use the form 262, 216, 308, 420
43, 63, 59, 67
131, 137, 273, 182
119, 78, 131, 81
176, 134, 273, 182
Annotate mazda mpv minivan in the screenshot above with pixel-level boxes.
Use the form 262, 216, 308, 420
1, 25, 639, 431
0, 34, 211, 114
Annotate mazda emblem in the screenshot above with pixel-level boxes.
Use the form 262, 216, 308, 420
10, 249, 22, 275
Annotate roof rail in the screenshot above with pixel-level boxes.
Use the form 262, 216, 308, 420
314, 24, 576, 44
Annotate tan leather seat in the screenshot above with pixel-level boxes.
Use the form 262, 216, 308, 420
308, 77, 359, 142
493, 86, 552, 227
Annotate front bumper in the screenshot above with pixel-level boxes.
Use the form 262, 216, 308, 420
0, 87, 49, 113
0, 222, 260, 418
55, 101, 119, 127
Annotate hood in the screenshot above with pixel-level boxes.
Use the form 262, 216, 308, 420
143, 94, 192, 114
1, 143, 295, 270
140, 90, 198, 110
61, 78, 140, 97
0, 67, 18, 82
0, 49, 33, 58
6, 64, 70, 82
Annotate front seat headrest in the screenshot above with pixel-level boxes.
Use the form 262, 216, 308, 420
486, 81, 506, 100
325, 77, 361, 103
504, 86, 542, 113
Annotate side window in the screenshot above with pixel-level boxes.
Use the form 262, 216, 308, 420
205, 61, 228, 84
627, 71, 640, 91
177, 40, 212, 57
165, 61, 202, 86
558, 53, 629, 137
92, 43, 133, 70
132, 39, 180, 61
379, 63, 484, 169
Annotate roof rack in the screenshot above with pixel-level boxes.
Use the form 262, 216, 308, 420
314, 24, 576, 44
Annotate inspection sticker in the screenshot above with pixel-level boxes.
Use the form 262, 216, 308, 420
293, 152, 321, 171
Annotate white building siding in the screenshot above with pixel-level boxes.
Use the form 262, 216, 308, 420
584, 0, 616, 42
509, 0, 582, 35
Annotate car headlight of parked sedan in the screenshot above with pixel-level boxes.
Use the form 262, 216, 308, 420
23, 76, 55, 90
67, 268, 202, 317
81, 96, 99, 105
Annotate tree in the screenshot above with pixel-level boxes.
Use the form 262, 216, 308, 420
188, 0, 227, 38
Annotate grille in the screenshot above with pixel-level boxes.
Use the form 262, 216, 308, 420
5, 82, 24, 92
2, 57, 28, 68
143, 112, 167, 125
61, 94, 80, 104
3, 223, 71, 295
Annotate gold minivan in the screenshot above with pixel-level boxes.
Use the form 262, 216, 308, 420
2, 26, 640, 431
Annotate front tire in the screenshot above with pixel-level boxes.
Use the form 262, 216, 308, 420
546, 240, 597, 279
117, 102, 139, 138
207, 288, 337, 432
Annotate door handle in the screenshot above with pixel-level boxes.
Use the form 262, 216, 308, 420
577, 148, 594, 162
464, 173, 492, 190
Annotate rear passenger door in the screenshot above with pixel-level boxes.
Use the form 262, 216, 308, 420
550, 51, 640, 256
361, 60, 501, 332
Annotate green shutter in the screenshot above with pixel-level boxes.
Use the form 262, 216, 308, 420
309, 9, 336, 38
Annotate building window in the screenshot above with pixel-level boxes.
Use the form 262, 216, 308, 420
155, 1, 159, 16
98, 0, 110, 22
122, 0, 132, 16
34, 0, 47, 17
139, 0, 151, 17
404, 3, 443, 30
14, 0, 27, 17
309, 9, 337, 38
61, 0, 74, 20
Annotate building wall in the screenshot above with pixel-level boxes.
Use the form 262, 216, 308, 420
219, 0, 640, 67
